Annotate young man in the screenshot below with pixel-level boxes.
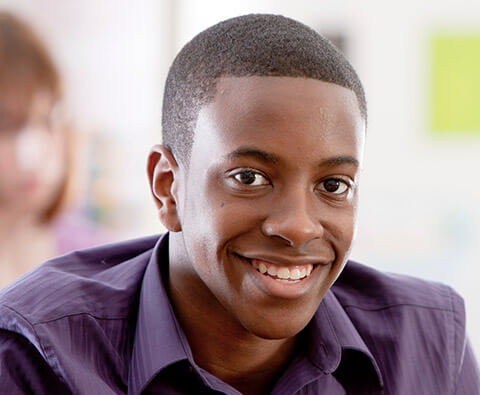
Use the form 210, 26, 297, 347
0, 14, 478, 394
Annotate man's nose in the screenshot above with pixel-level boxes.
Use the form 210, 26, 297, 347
261, 190, 324, 249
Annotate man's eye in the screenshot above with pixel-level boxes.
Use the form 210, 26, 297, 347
233, 170, 269, 186
317, 179, 349, 195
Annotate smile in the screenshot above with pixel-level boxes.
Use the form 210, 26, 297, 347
242, 257, 315, 284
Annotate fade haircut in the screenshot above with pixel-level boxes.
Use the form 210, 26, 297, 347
162, 14, 366, 166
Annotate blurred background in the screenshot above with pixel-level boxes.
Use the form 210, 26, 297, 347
0, 0, 479, 355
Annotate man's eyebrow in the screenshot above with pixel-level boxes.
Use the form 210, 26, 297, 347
224, 148, 359, 168
318, 156, 360, 168
224, 147, 280, 163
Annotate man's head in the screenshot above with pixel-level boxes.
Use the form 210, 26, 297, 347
149, 14, 366, 340
162, 14, 366, 166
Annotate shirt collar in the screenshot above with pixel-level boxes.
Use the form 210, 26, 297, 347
128, 234, 192, 395
308, 289, 384, 389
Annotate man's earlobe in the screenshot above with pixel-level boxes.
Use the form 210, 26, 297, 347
147, 145, 182, 232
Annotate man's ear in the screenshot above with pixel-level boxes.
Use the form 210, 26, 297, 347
147, 145, 182, 232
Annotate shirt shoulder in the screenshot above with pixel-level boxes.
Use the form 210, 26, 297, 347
0, 235, 159, 325
333, 260, 458, 311
332, 260, 469, 394
0, 235, 160, 393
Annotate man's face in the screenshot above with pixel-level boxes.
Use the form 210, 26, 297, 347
174, 76, 365, 339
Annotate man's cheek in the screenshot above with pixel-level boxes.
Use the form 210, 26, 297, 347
212, 204, 261, 236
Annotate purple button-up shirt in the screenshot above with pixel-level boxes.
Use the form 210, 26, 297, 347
0, 234, 478, 394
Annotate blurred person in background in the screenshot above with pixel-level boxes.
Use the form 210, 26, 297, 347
0, 12, 109, 289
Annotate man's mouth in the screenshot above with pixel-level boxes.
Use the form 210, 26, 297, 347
241, 257, 315, 284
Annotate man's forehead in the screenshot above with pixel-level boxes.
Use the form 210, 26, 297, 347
203, 76, 362, 125
190, 75, 365, 169
195, 76, 365, 142
214, 75, 359, 103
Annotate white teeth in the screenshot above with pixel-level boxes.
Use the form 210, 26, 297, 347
276, 278, 300, 284
248, 257, 315, 282
299, 267, 306, 278
277, 267, 290, 279
290, 268, 301, 280
267, 265, 277, 276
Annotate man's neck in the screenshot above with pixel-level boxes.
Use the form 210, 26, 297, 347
167, 239, 298, 394
168, 278, 297, 394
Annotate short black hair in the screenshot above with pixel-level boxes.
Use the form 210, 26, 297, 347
162, 14, 366, 165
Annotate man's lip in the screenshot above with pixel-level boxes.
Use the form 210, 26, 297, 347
236, 253, 332, 267
233, 252, 327, 298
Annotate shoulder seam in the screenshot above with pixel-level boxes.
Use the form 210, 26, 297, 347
447, 285, 456, 394
1, 304, 50, 361
33, 312, 129, 325
341, 303, 453, 312
447, 285, 466, 395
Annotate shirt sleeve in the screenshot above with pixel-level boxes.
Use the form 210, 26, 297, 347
454, 338, 480, 395
0, 329, 71, 394
450, 285, 480, 394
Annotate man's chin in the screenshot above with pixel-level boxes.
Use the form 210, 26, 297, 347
240, 314, 314, 341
